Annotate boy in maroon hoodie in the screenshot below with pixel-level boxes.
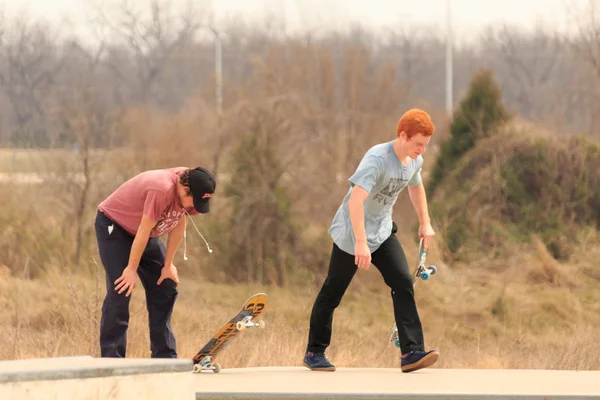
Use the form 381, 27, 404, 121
94, 166, 216, 358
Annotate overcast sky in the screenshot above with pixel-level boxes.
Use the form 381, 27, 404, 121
0, 0, 590, 43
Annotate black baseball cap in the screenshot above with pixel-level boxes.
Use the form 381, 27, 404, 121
188, 167, 216, 214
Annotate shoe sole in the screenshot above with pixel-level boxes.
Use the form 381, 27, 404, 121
303, 362, 336, 371
401, 351, 439, 373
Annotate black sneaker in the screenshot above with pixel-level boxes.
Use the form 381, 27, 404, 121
303, 352, 336, 371
401, 350, 439, 373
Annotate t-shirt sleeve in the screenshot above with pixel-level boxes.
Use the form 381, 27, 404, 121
348, 153, 382, 194
408, 157, 424, 186
142, 189, 168, 223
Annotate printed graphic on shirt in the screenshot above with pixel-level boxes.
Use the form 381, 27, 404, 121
152, 210, 185, 236
373, 177, 410, 205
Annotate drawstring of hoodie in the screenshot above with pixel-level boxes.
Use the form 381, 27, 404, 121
183, 209, 213, 261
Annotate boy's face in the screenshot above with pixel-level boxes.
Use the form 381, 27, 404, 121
402, 132, 431, 158
183, 192, 195, 208
178, 185, 195, 208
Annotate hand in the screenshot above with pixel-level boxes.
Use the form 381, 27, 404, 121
115, 266, 137, 297
418, 223, 436, 251
354, 240, 372, 270
157, 264, 179, 286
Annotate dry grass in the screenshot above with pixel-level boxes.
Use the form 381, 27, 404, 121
1, 240, 599, 371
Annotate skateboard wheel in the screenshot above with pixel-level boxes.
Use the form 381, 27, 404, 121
257, 320, 265, 329
394, 338, 400, 348
214, 363, 221, 373
420, 270, 430, 280
192, 364, 202, 373
236, 321, 246, 331
429, 265, 437, 275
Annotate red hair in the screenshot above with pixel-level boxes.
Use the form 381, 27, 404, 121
396, 109, 435, 139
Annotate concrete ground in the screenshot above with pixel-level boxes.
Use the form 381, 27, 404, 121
194, 366, 600, 400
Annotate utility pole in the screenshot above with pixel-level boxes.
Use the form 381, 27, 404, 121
210, 0, 223, 114
213, 28, 223, 114
446, 0, 453, 117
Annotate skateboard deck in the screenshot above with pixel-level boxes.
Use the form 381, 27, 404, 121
192, 292, 268, 373
388, 238, 437, 348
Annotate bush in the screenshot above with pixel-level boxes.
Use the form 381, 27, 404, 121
429, 69, 510, 195
430, 123, 600, 262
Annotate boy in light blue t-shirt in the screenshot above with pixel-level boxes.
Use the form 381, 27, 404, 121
304, 109, 439, 373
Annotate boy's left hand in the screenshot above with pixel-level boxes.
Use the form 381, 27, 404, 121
418, 223, 436, 250
158, 264, 180, 286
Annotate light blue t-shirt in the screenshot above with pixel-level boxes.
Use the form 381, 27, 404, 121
329, 140, 424, 255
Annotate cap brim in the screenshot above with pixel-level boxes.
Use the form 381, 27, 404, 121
193, 197, 210, 214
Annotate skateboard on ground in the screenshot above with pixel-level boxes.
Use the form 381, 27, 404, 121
388, 238, 437, 348
192, 292, 268, 373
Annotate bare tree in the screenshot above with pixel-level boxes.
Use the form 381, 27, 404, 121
566, 0, 600, 79
0, 15, 68, 147
95, 0, 203, 104
54, 87, 118, 268
564, 0, 600, 134
479, 24, 564, 121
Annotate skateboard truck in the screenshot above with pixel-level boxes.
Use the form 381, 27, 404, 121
236, 315, 266, 331
193, 356, 221, 373
415, 264, 437, 281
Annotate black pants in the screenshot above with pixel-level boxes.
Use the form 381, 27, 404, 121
94, 210, 178, 358
307, 222, 424, 355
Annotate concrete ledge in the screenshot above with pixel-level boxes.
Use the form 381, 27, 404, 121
0, 355, 192, 383
0, 356, 195, 400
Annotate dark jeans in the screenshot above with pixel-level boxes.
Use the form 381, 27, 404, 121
307, 222, 424, 355
94, 210, 178, 358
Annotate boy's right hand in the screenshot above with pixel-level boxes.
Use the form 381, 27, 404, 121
355, 240, 372, 270
115, 265, 137, 297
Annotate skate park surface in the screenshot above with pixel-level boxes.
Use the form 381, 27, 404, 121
1, 356, 599, 400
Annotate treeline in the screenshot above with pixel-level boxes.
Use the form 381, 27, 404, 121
1, 2, 600, 148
